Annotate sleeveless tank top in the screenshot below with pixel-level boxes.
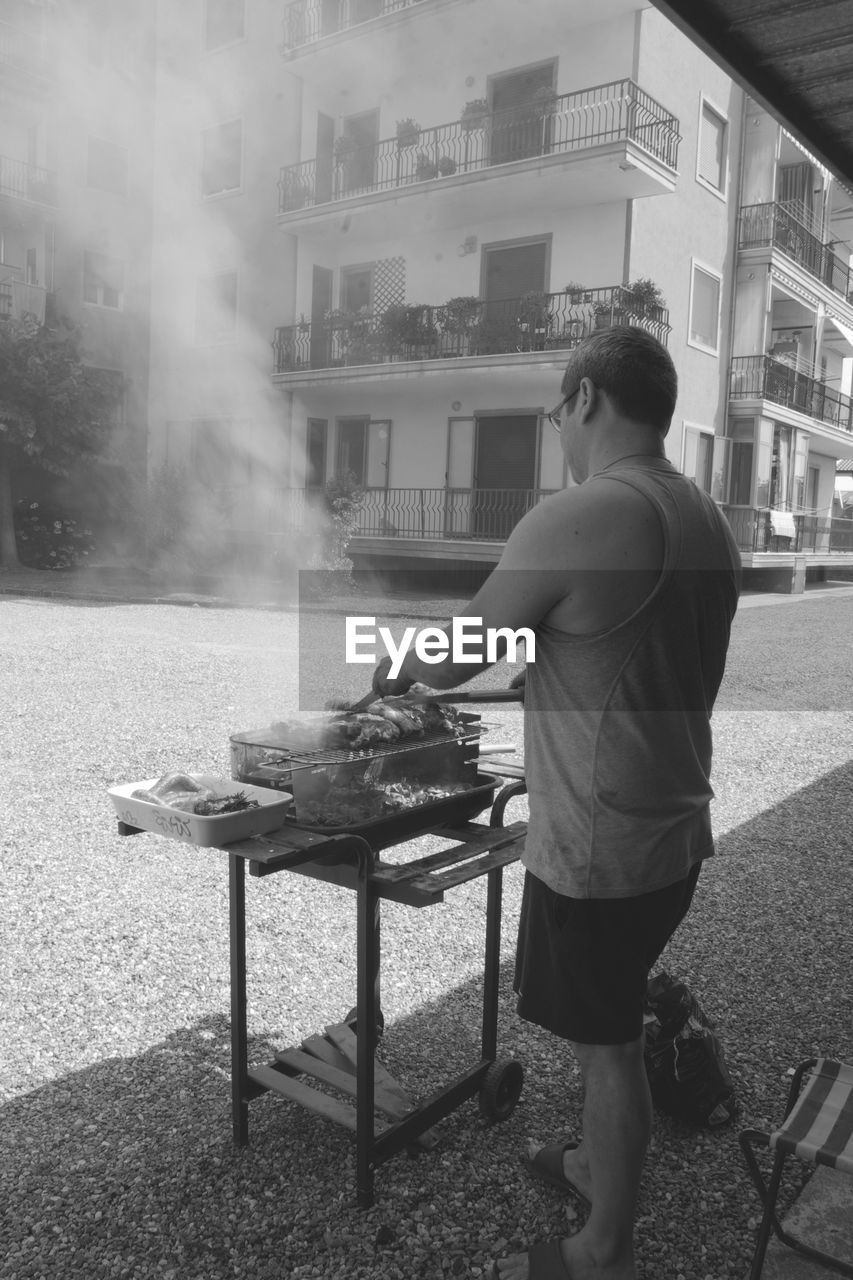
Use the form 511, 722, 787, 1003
522, 457, 741, 899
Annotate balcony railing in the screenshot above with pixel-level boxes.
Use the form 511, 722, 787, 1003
0, 155, 58, 206
282, 0, 428, 49
265, 485, 560, 541
738, 202, 852, 301
730, 355, 853, 433
722, 506, 853, 554
273, 287, 671, 373
278, 79, 680, 212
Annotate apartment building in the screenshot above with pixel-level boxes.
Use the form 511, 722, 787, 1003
146, 0, 853, 589
0, 0, 155, 547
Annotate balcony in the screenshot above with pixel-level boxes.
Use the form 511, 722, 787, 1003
730, 355, 853, 434
0, 155, 58, 207
722, 506, 853, 555
273, 286, 671, 376
738, 202, 852, 302
277, 80, 680, 232
282, 0, 429, 51
0, 266, 47, 323
265, 484, 560, 543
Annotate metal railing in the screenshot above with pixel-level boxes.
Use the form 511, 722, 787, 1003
262, 485, 560, 541
273, 286, 671, 373
738, 202, 852, 300
0, 154, 58, 205
730, 355, 853, 433
278, 79, 680, 212
722, 506, 853, 554
282, 0, 428, 49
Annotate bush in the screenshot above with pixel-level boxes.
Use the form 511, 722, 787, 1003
311, 471, 365, 578
14, 498, 96, 569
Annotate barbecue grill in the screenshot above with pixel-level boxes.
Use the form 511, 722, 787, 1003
116, 701, 527, 1207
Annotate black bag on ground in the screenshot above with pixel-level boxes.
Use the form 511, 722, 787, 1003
643, 971, 736, 1127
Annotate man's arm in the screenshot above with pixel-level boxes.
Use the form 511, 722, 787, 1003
373, 488, 584, 693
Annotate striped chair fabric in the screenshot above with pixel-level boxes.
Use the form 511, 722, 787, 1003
771, 1058, 853, 1173
740, 1057, 853, 1278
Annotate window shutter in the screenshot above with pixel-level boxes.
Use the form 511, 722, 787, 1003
699, 104, 726, 190
690, 266, 720, 349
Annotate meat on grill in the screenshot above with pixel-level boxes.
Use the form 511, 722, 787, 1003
271, 697, 464, 753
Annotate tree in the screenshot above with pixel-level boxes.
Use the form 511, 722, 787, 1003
0, 314, 119, 567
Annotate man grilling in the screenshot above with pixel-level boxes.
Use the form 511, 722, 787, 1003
372, 326, 741, 1280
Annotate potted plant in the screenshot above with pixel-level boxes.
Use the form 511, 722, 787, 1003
334, 134, 358, 163
439, 295, 481, 355
380, 303, 437, 358
396, 117, 421, 149
415, 151, 438, 180
324, 307, 372, 364
528, 84, 558, 118
461, 97, 489, 130
623, 277, 666, 316
517, 290, 553, 348
563, 281, 587, 304
438, 154, 457, 176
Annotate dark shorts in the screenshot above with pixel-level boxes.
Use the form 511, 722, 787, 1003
514, 862, 702, 1045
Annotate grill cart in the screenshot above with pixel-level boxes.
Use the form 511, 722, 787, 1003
113, 706, 527, 1208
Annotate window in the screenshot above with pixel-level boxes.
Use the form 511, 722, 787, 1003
87, 138, 127, 195
196, 270, 237, 342
683, 426, 714, 492
204, 0, 245, 50
340, 265, 373, 314
201, 119, 242, 196
729, 440, 754, 505
335, 417, 390, 487
697, 99, 727, 195
306, 420, 327, 488
83, 251, 124, 309
688, 261, 721, 353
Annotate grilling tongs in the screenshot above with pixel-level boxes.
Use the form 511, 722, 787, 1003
346, 686, 523, 713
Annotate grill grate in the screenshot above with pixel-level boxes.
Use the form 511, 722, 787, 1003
288, 724, 484, 768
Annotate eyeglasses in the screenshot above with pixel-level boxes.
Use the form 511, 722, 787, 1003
546, 386, 580, 433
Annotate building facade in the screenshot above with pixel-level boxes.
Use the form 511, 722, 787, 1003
0, 0, 155, 548
145, 0, 853, 588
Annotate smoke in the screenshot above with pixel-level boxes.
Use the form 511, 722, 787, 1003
44, 0, 318, 593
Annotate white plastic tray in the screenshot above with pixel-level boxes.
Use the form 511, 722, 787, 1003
108, 775, 292, 847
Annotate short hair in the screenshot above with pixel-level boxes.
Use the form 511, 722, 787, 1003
561, 327, 677, 433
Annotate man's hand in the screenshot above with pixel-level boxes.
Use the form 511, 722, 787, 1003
372, 656, 415, 698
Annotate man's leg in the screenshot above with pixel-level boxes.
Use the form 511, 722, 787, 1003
498, 1037, 647, 1280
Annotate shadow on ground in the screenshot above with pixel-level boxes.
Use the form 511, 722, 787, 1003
2, 763, 851, 1280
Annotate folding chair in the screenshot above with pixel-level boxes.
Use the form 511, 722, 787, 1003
740, 1058, 853, 1278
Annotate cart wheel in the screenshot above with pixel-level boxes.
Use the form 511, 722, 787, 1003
344, 1006, 385, 1038
479, 1058, 524, 1121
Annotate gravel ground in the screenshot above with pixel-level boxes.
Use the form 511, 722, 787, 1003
1, 589, 852, 1280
